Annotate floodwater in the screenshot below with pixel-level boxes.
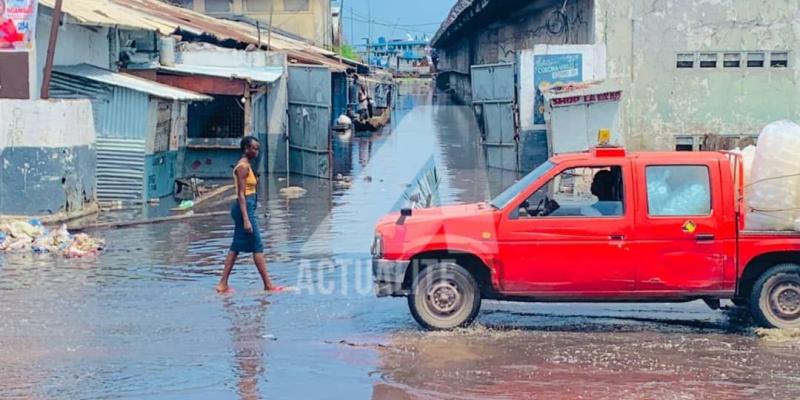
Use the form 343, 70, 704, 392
2, 80, 800, 399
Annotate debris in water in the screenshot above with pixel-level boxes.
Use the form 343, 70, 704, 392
755, 328, 800, 343
0, 221, 104, 257
324, 339, 388, 349
178, 200, 194, 210
279, 186, 307, 199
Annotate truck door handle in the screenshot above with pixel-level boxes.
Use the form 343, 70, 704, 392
609, 234, 625, 241
696, 233, 715, 242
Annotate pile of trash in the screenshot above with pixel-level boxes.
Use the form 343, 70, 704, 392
0, 220, 104, 258
740, 120, 800, 231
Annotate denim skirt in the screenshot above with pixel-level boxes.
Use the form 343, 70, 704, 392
230, 195, 264, 253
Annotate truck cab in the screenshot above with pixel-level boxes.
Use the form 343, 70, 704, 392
372, 147, 800, 330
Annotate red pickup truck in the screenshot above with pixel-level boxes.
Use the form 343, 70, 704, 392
372, 147, 800, 330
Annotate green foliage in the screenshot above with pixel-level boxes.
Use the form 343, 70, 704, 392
335, 44, 360, 62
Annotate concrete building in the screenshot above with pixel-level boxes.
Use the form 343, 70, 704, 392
432, 0, 799, 169
361, 37, 432, 74
176, 0, 333, 48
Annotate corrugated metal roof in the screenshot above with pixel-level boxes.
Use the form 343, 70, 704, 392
159, 64, 283, 83
53, 64, 212, 101
39, 0, 359, 72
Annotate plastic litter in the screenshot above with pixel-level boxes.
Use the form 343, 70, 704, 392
0, 221, 104, 257
746, 120, 800, 231
178, 200, 195, 210
279, 186, 307, 199
337, 114, 352, 126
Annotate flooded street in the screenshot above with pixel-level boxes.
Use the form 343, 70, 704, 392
2, 81, 799, 399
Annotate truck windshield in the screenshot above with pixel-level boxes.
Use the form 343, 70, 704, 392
490, 161, 555, 209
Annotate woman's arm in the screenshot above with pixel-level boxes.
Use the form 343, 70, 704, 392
236, 165, 253, 233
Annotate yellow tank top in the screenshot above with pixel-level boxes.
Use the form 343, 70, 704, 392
234, 161, 257, 196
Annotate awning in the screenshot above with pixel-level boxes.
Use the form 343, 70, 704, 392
159, 64, 283, 84
53, 64, 212, 101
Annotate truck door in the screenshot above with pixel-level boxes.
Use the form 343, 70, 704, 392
497, 160, 636, 294
632, 162, 727, 292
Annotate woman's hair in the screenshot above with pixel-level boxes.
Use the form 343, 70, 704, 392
240, 136, 259, 152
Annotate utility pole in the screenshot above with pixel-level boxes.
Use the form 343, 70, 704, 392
41, 0, 64, 99
367, 0, 372, 66
350, 7, 354, 46
267, 2, 274, 50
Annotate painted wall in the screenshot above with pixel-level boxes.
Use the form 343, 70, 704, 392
594, 0, 800, 150
33, 11, 112, 99
144, 151, 178, 200
192, 0, 332, 48
0, 99, 96, 216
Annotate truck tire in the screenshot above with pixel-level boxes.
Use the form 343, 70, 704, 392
408, 261, 481, 330
749, 263, 800, 329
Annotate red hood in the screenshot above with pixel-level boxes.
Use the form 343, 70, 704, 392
375, 202, 493, 230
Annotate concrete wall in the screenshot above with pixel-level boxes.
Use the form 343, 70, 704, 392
33, 12, 112, 99
193, 0, 332, 48
0, 100, 96, 216
595, 0, 800, 150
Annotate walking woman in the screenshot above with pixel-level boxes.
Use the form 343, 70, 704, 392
216, 137, 283, 293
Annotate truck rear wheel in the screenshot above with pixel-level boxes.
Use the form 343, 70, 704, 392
750, 263, 800, 329
408, 262, 481, 330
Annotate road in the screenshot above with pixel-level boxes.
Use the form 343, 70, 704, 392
1, 80, 799, 399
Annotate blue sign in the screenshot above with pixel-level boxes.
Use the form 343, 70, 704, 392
533, 53, 583, 125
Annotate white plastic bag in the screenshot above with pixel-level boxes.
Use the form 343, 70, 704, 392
746, 120, 800, 230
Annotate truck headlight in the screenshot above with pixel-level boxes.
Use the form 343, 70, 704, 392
371, 233, 383, 258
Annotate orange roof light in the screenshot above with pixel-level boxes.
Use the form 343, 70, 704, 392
592, 147, 626, 157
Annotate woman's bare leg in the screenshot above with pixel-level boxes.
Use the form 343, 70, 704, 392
252, 252, 275, 291
217, 251, 238, 292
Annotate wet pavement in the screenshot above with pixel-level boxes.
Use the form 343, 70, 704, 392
2, 80, 800, 399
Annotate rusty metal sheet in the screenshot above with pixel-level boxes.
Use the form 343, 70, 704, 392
0, 52, 30, 99
39, 0, 356, 72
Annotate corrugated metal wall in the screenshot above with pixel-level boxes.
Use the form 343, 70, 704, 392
95, 137, 146, 202
96, 87, 151, 140
51, 75, 151, 202
252, 93, 269, 175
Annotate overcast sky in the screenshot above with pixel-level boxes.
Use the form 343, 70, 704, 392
336, 0, 453, 45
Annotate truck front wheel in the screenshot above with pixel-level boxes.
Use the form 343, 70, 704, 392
750, 263, 800, 329
408, 262, 481, 330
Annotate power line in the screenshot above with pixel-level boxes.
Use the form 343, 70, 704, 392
342, 16, 437, 34
349, 9, 442, 27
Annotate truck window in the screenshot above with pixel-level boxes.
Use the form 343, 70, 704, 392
646, 165, 711, 216
517, 166, 624, 218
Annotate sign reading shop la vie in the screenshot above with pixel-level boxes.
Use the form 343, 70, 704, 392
533, 53, 583, 125
0, 0, 38, 51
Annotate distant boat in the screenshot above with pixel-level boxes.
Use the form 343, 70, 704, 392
353, 104, 392, 135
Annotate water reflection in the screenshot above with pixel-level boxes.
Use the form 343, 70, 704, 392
222, 296, 270, 400
4, 79, 797, 399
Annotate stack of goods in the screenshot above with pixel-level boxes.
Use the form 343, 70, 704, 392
0, 221, 105, 258
744, 120, 800, 231
646, 167, 711, 216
